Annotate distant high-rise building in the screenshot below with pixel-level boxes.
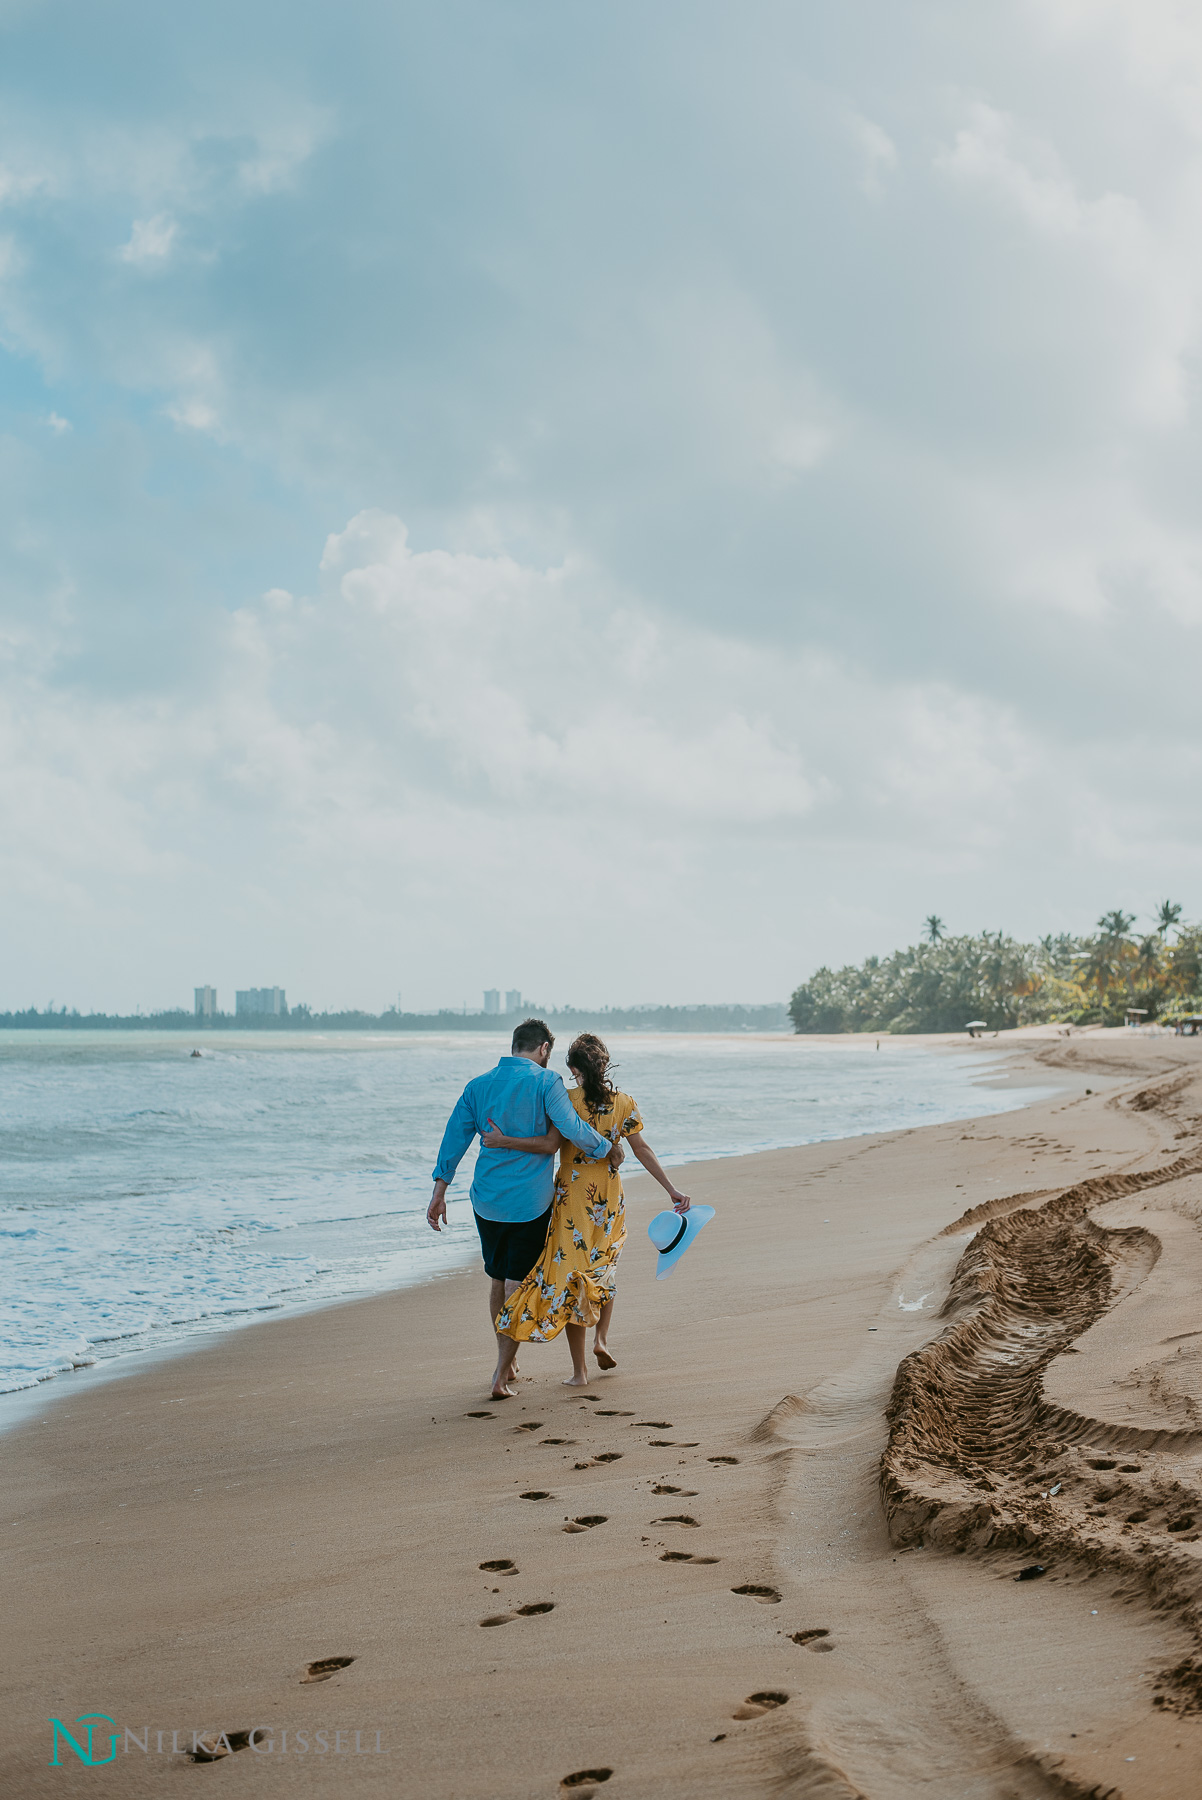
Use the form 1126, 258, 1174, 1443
506, 989, 522, 1014
194, 985, 216, 1019
235, 986, 287, 1018
483, 989, 500, 1015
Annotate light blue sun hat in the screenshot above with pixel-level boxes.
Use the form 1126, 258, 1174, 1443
647, 1205, 716, 1279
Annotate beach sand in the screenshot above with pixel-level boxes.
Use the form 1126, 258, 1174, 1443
5, 1030, 1202, 1798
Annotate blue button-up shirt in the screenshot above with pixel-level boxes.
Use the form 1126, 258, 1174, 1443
432, 1056, 613, 1222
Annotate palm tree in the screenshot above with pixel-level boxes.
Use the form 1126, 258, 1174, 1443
1078, 938, 1122, 1020
1135, 935, 1162, 986
1097, 909, 1135, 939
923, 915, 945, 944
1156, 900, 1183, 939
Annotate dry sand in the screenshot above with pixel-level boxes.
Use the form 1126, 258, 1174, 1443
5, 1030, 1202, 1798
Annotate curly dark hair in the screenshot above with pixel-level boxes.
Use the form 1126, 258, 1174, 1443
567, 1033, 617, 1112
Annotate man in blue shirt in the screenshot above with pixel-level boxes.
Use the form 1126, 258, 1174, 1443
428, 1017, 618, 1398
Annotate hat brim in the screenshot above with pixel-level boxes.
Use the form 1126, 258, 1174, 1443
653, 1205, 715, 1279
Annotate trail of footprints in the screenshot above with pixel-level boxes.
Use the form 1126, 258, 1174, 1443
472, 1396, 837, 1797
187, 1405, 831, 1775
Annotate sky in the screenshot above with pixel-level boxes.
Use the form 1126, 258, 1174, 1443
4, 0, 1202, 1014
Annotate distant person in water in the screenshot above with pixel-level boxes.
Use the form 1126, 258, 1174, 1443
427, 1018, 619, 1399
484, 1033, 690, 1386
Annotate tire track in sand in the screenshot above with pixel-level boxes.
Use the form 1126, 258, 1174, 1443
882, 1133, 1202, 1718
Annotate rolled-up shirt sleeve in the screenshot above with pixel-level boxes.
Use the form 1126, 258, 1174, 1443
432, 1090, 477, 1185
544, 1075, 612, 1161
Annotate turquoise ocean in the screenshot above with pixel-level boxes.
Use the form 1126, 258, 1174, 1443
0, 1030, 1046, 1400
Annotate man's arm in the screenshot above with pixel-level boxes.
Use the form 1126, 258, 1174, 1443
542, 1074, 613, 1161
480, 1121, 564, 1154
427, 1091, 477, 1232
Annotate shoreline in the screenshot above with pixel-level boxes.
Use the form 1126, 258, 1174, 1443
0, 1029, 1052, 1417
6, 1030, 1202, 1796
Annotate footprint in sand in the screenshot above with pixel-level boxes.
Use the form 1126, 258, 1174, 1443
653, 1514, 699, 1527
708, 1455, 739, 1465
514, 1421, 545, 1432
479, 1559, 518, 1575
594, 1409, 634, 1416
186, 1731, 255, 1761
574, 1453, 623, 1469
465, 1411, 494, 1419
560, 1769, 612, 1796
636, 1421, 672, 1428
660, 1551, 720, 1564
542, 1438, 576, 1446
563, 1514, 608, 1533
652, 1484, 697, 1495
480, 1602, 556, 1626
790, 1629, 832, 1651
300, 1656, 355, 1683
520, 1490, 554, 1500
732, 1690, 790, 1719
731, 1583, 781, 1604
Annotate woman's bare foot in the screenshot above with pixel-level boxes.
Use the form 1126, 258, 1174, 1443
594, 1346, 617, 1370
490, 1379, 517, 1399
562, 1372, 589, 1387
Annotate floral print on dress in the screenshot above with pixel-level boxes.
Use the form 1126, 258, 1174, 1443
495, 1087, 640, 1341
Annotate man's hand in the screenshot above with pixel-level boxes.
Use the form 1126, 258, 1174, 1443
427, 1181, 449, 1232
608, 1137, 625, 1174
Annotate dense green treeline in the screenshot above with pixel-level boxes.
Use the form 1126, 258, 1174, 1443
789, 908, 1202, 1035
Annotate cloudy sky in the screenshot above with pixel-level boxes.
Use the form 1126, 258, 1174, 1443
3, 0, 1202, 1014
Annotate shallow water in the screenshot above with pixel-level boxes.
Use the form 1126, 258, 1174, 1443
0, 1029, 1046, 1396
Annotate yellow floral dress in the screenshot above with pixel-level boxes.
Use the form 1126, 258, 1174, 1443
496, 1088, 643, 1342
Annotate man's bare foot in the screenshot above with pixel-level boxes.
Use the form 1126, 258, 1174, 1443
594, 1346, 617, 1370
562, 1372, 589, 1387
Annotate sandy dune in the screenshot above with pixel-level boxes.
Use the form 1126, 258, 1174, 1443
4, 1031, 1202, 1797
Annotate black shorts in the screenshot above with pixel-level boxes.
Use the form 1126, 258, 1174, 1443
474, 1206, 553, 1283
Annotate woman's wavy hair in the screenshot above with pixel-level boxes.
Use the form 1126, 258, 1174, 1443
567, 1033, 617, 1112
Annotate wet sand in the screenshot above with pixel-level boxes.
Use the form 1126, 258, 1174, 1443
4, 1030, 1202, 1798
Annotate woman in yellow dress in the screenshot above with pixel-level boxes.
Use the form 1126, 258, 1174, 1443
485, 1034, 690, 1385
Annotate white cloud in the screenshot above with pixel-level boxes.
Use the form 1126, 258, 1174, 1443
166, 398, 219, 432
9, 505, 1196, 1010
119, 213, 177, 264
236, 108, 331, 195
935, 101, 1199, 427
314, 512, 819, 825
848, 113, 898, 199
45, 412, 70, 433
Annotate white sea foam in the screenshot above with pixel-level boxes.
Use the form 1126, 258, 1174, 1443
0, 1029, 1047, 1396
